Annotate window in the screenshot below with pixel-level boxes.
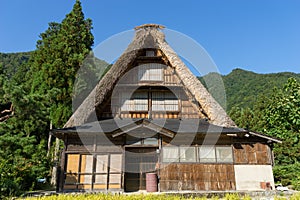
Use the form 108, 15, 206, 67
120, 92, 148, 112
120, 90, 178, 112
133, 92, 148, 111
138, 63, 164, 81
126, 136, 158, 146
144, 137, 158, 145
120, 92, 133, 111
152, 91, 178, 111
179, 146, 196, 162
146, 50, 155, 57
64, 153, 122, 190
65, 154, 93, 189
199, 146, 216, 163
163, 146, 179, 162
126, 136, 142, 145
216, 146, 233, 163
162, 146, 233, 163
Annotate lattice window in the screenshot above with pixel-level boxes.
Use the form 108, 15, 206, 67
152, 91, 178, 111
64, 153, 122, 190
138, 63, 164, 81
133, 92, 148, 111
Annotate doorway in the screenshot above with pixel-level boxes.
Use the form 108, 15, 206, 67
124, 147, 158, 192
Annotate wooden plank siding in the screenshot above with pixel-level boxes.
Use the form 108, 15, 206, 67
233, 143, 272, 165
60, 127, 273, 191
97, 57, 203, 120
159, 164, 235, 191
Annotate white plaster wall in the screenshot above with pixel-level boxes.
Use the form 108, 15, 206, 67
234, 165, 275, 191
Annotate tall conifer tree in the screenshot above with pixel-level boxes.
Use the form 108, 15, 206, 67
30, 0, 94, 127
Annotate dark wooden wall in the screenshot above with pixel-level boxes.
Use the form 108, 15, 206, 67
97, 50, 203, 120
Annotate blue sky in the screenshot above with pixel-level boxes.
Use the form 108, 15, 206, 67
0, 0, 299, 75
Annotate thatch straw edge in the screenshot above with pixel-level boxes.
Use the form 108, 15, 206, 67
64, 25, 235, 128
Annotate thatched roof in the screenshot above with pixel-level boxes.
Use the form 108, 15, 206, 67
65, 24, 236, 128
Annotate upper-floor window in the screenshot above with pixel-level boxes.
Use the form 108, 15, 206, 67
145, 50, 155, 57
138, 63, 164, 81
120, 90, 178, 112
152, 91, 178, 111
121, 92, 148, 111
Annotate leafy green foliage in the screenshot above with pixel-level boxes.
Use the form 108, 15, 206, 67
229, 78, 300, 190
0, 1, 95, 197
0, 52, 31, 79
264, 78, 300, 164
273, 163, 300, 190
0, 76, 50, 198
29, 0, 94, 127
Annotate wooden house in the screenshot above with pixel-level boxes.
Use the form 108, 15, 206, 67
52, 24, 281, 192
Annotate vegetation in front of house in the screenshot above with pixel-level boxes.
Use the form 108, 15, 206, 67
20, 192, 300, 200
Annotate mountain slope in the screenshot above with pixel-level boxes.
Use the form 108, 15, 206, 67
0, 52, 31, 78
200, 68, 300, 111
2, 52, 300, 113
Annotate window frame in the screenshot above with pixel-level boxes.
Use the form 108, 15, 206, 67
138, 63, 164, 82
64, 153, 123, 190
161, 145, 234, 164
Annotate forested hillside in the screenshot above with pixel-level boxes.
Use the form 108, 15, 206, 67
200, 69, 300, 111
2, 53, 299, 113
0, 52, 31, 79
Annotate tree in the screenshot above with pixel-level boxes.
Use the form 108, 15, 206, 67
0, 71, 49, 197
0, 1, 94, 197
264, 78, 300, 165
229, 78, 300, 189
30, 0, 94, 128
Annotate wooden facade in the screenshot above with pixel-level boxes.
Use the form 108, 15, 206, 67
53, 24, 280, 192
53, 119, 279, 192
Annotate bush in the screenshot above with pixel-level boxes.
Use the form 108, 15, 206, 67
273, 162, 300, 190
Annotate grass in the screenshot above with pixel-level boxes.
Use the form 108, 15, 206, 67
20, 192, 300, 200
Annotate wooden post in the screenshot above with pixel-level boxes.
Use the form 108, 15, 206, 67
51, 137, 61, 187
47, 122, 53, 157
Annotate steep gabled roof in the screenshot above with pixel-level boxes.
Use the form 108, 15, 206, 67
65, 24, 235, 128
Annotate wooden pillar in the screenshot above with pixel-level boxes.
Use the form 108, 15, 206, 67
58, 135, 67, 192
